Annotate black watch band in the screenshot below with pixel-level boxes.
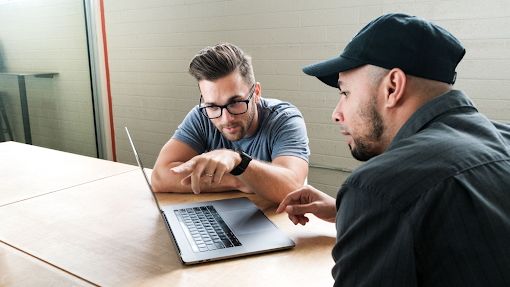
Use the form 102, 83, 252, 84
230, 149, 252, 176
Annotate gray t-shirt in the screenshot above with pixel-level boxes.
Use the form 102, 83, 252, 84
172, 98, 310, 162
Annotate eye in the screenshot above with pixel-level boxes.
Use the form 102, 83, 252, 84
340, 91, 349, 98
205, 105, 220, 111
228, 101, 244, 108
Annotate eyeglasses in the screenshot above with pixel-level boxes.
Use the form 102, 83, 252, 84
199, 84, 255, 119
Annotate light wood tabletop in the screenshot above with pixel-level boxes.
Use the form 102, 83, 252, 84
0, 141, 136, 206
0, 144, 337, 286
0, 242, 93, 286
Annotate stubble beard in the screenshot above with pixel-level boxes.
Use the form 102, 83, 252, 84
350, 96, 384, 161
219, 106, 255, 142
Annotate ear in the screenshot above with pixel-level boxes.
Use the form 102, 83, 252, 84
383, 68, 406, 108
254, 82, 262, 103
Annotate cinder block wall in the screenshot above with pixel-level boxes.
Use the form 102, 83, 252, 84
105, 0, 510, 196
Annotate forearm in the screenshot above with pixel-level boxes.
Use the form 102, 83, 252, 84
151, 162, 244, 193
238, 160, 305, 203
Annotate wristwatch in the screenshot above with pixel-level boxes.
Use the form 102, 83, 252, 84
230, 149, 252, 176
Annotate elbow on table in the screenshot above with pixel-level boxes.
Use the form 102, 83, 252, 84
150, 171, 166, 193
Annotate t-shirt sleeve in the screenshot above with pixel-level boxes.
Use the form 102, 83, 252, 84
270, 110, 310, 162
171, 106, 208, 154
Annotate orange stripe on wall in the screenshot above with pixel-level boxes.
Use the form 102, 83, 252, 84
99, 0, 116, 161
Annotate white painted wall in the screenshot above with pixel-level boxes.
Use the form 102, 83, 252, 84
104, 0, 510, 196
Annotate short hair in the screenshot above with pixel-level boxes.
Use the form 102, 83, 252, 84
188, 43, 255, 85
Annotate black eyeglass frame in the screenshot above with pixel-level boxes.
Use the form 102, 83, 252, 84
198, 84, 256, 119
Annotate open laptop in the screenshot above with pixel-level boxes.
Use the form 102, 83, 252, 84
125, 127, 295, 264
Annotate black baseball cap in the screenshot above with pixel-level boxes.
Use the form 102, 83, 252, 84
303, 13, 466, 88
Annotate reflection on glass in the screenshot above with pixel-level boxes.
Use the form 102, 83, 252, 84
0, 0, 97, 157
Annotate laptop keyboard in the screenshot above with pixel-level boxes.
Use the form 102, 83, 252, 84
175, 205, 242, 252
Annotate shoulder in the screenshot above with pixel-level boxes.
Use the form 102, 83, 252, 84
172, 105, 225, 153
259, 97, 304, 118
179, 105, 214, 129
341, 131, 460, 209
343, 115, 510, 210
185, 105, 206, 121
257, 98, 306, 132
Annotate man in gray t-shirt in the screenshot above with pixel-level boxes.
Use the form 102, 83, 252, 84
152, 43, 310, 203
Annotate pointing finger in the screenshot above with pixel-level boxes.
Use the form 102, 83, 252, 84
171, 160, 195, 174
276, 189, 305, 213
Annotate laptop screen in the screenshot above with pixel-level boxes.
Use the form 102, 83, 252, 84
125, 126, 162, 211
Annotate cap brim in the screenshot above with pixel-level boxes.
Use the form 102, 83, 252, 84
302, 56, 365, 88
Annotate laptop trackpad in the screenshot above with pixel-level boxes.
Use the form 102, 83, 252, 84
223, 210, 275, 235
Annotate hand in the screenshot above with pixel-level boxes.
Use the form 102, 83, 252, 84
276, 185, 336, 225
170, 149, 240, 194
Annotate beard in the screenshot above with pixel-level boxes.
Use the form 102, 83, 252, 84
217, 106, 256, 141
349, 96, 384, 161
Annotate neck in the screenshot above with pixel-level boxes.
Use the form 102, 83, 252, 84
381, 78, 452, 151
245, 103, 259, 138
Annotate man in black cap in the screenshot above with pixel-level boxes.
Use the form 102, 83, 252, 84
277, 13, 510, 286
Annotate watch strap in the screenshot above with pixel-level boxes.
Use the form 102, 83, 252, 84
230, 149, 252, 176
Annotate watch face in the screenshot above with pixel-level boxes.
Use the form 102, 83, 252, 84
240, 150, 251, 159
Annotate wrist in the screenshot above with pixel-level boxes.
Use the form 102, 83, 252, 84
230, 149, 252, 176
232, 149, 242, 166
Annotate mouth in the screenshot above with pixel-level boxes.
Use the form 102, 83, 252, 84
340, 128, 352, 145
223, 125, 239, 134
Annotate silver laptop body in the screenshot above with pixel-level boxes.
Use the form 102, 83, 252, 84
125, 127, 295, 264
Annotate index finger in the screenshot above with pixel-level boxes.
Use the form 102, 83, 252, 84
171, 160, 195, 174
276, 189, 304, 214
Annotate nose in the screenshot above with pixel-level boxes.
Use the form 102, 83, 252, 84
220, 107, 235, 121
331, 100, 344, 123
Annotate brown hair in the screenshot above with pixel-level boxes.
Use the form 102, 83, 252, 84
189, 43, 255, 85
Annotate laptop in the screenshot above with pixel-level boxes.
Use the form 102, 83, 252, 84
125, 127, 295, 264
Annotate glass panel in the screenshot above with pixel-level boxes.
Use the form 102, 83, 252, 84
0, 0, 97, 157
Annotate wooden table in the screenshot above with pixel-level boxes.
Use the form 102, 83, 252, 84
0, 141, 136, 206
0, 142, 336, 286
0, 242, 93, 286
